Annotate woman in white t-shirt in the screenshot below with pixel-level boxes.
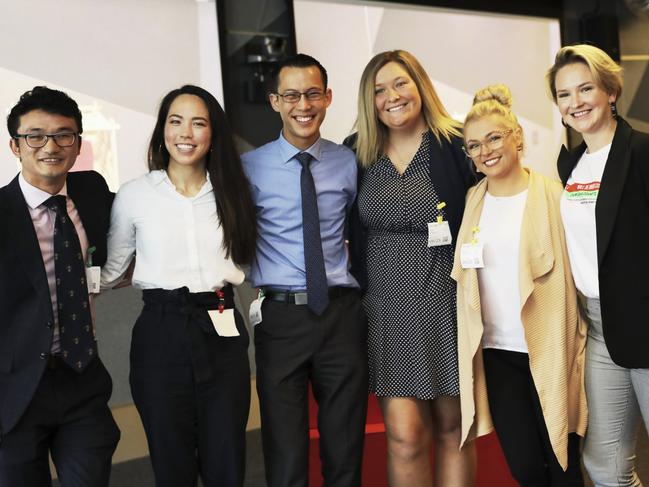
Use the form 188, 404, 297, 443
451, 84, 587, 486
548, 44, 649, 487
101, 85, 257, 487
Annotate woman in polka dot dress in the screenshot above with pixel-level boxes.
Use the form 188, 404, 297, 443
350, 50, 477, 486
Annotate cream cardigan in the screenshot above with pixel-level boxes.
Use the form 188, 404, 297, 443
451, 170, 587, 470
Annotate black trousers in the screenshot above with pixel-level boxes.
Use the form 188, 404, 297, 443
130, 288, 251, 487
483, 348, 583, 487
255, 289, 368, 487
0, 357, 120, 487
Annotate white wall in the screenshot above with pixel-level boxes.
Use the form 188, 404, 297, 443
0, 0, 224, 407
294, 0, 565, 178
0, 0, 223, 188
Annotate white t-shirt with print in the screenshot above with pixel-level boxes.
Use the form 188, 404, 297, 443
560, 143, 611, 298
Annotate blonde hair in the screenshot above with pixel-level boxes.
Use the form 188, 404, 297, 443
464, 84, 524, 150
546, 44, 623, 102
353, 50, 461, 167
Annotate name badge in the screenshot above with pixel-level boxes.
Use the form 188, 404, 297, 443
86, 266, 101, 294
460, 243, 485, 268
427, 221, 452, 247
249, 296, 266, 326
207, 308, 240, 337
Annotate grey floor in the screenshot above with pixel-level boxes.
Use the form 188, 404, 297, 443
52, 426, 649, 487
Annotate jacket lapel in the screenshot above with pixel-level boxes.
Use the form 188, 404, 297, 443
595, 119, 634, 266
4, 176, 51, 297
557, 142, 585, 186
519, 172, 555, 310
427, 133, 466, 239
66, 173, 95, 246
451, 179, 486, 313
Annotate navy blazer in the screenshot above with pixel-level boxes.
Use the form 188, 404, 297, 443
346, 132, 478, 290
558, 118, 649, 368
0, 171, 113, 435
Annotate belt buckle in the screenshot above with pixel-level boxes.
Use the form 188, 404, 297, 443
47, 355, 61, 369
294, 292, 308, 305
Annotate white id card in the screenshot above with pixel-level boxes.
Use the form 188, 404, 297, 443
460, 243, 485, 268
427, 221, 452, 247
86, 266, 101, 294
249, 296, 265, 326
207, 308, 240, 337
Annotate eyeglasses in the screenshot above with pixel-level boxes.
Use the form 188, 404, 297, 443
273, 90, 326, 104
13, 132, 78, 149
463, 129, 513, 158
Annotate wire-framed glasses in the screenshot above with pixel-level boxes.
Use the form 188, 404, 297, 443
463, 129, 513, 158
273, 90, 325, 104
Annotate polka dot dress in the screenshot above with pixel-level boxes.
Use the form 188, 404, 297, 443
358, 133, 460, 399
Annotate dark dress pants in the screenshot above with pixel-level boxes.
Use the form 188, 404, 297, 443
0, 357, 120, 487
255, 289, 368, 487
483, 348, 583, 487
129, 290, 251, 487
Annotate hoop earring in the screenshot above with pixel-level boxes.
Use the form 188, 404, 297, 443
517, 144, 524, 151
610, 102, 618, 118
561, 119, 568, 128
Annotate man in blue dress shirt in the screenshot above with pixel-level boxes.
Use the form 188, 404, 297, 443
242, 54, 367, 487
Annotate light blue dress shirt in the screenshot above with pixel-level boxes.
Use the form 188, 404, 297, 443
241, 133, 359, 290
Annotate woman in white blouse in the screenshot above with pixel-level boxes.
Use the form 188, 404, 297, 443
101, 85, 257, 487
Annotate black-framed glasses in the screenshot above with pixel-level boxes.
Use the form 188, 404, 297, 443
463, 129, 513, 158
13, 132, 78, 149
273, 90, 326, 104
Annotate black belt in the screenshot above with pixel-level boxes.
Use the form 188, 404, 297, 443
142, 285, 235, 384
263, 286, 354, 304
46, 355, 66, 369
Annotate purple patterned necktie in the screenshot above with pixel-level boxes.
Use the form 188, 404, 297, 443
296, 152, 329, 315
43, 195, 96, 371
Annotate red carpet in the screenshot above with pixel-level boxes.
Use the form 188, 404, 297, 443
308, 392, 517, 486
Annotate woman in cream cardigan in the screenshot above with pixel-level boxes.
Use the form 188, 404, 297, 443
451, 84, 587, 486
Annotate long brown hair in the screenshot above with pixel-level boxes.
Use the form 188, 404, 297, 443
148, 85, 257, 265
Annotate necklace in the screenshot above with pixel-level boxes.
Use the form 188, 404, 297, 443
387, 131, 426, 174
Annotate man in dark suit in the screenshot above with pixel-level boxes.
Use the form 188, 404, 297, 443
0, 86, 119, 486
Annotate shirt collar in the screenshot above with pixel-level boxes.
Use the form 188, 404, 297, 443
149, 169, 213, 196
278, 132, 323, 165
18, 172, 69, 210
149, 169, 170, 186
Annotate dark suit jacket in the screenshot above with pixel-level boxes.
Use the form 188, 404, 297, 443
558, 118, 649, 368
346, 131, 478, 289
0, 170, 113, 435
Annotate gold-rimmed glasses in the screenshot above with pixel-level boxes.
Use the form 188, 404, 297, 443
463, 129, 513, 158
